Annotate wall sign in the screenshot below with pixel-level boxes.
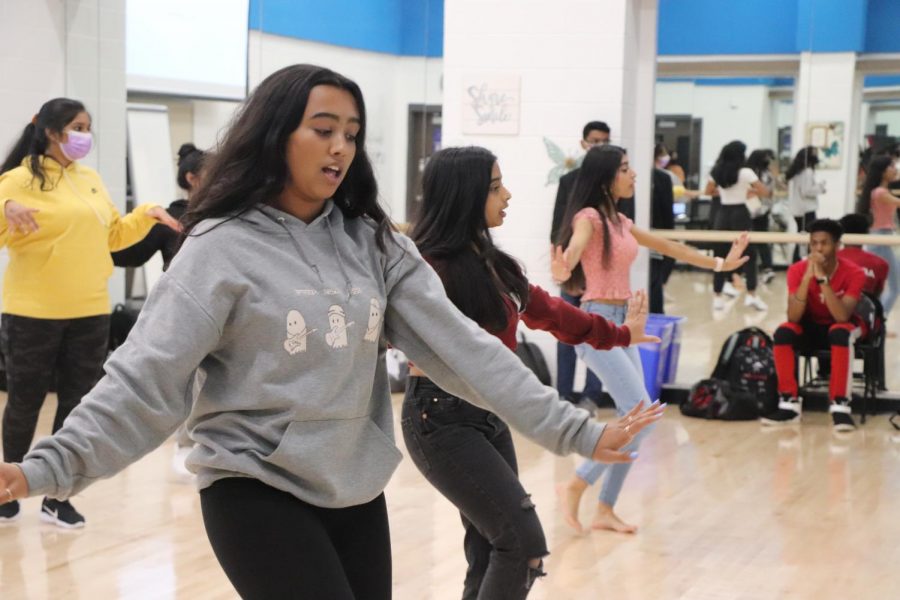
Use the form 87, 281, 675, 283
461, 74, 521, 135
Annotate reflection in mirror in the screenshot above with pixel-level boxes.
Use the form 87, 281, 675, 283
654, 77, 796, 266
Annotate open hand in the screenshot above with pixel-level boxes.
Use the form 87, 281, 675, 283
0, 463, 28, 504
148, 206, 183, 232
723, 232, 750, 271
623, 290, 661, 345
550, 245, 572, 285
4, 200, 40, 235
591, 400, 666, 463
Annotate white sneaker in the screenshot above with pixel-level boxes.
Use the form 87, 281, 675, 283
713, 296, 726, 311
744, 295, 768, 311
722, 282, 740, 297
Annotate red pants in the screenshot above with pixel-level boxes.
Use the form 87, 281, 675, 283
773, 320, 865, 402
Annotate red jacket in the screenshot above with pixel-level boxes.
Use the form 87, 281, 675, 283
838, 247, 888, 297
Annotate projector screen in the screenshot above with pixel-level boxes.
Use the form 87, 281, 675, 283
126, 0, 249, 100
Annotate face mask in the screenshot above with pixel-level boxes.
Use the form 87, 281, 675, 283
658, 155, 671, 167
59, 130, 92, 161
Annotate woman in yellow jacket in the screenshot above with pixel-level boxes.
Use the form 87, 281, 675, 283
0, 97, 179, 528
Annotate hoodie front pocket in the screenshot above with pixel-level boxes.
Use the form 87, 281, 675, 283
262, 417, 402, 508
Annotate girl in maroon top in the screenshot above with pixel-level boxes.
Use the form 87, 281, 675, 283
404, 146, 662, 598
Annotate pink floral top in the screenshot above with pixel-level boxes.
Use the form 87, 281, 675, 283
574, 208, 638, 301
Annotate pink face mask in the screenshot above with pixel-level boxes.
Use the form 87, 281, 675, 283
657, 155, 671, 168
59, 130, 93, 161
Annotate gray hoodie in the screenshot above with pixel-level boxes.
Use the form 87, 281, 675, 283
20, 201, 605, 508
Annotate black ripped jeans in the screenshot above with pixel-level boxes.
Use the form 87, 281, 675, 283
402, 377, 548, 600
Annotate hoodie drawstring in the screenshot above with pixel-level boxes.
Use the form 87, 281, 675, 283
326, 215, 354, 302
256, 207, 354, 301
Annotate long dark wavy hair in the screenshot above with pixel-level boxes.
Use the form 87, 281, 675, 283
1, 98, 87, 189
785, 146, 819, 181
856, 154, 893, 220
556, 145, 627, 292
710, 141, 747, 188
745, 149, 773, 178
182, 64, 394, 250
409, 147, 529, 332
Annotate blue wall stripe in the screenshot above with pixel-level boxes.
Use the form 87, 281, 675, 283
248, 0, 441, 57
247, 0, 900, 59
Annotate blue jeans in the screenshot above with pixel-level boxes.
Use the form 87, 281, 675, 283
556, 291, 603, 401
867, 229, 900, 317
573, 302, 653, 507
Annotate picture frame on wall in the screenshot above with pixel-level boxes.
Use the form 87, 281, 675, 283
805, 121, 844, 169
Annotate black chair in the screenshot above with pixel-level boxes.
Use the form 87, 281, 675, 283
800, 294, 885, 424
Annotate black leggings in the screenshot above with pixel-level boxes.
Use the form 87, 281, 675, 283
200, 478, 391, 600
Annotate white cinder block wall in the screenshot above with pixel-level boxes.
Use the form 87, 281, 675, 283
441, 0, 658, 384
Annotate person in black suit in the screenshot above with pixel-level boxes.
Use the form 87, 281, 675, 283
550, 121, 610, 407
649, 165, 676, 314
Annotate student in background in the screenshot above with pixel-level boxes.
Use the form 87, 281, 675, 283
746, 149, 777, 285
857, 154, 900, 320
709, 141, 771, 312
550, 121, 610, 409
787, 146, 825, 262
0, 97, 180, 528
112, 143, 206, 270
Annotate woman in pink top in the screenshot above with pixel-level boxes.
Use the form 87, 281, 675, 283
551, 145, 748, 533
857, 154, 900, 315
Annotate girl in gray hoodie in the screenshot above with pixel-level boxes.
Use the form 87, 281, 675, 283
0, 65, 663, 599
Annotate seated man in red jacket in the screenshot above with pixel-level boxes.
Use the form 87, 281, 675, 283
762, 219, 868, 432
837, 213, 889, 297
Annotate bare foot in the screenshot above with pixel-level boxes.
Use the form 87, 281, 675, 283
556, 480, 587, 534
591, 503, 637, 534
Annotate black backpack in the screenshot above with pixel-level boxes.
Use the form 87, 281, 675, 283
681, 378, 760, 420
715, 327, 777, 417
682, 327, 776, 420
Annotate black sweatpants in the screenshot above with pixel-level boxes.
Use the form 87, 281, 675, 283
200, 478, 392, 600
1, 313, 110, 463
713, 204, 758, 293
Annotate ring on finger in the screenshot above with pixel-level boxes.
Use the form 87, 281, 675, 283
4, 487, 12, 503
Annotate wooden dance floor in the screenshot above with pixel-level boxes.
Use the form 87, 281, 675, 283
1, 273, 899, 599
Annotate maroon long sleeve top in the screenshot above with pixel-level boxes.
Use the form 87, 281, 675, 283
426, 257, 631, 351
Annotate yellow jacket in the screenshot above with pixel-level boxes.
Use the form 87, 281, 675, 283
0, 157, 159, 319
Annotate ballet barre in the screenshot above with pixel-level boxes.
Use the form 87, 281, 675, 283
649, 229, 900, 246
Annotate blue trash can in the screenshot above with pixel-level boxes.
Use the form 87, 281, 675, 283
637, 315, 675, 401
645, 314, 686, 384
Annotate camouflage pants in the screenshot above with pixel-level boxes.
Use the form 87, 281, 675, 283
1, 313, 109, 463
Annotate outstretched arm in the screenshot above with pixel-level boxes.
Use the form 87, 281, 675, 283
631, 226, 750, 272
383, 236, 665, 461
